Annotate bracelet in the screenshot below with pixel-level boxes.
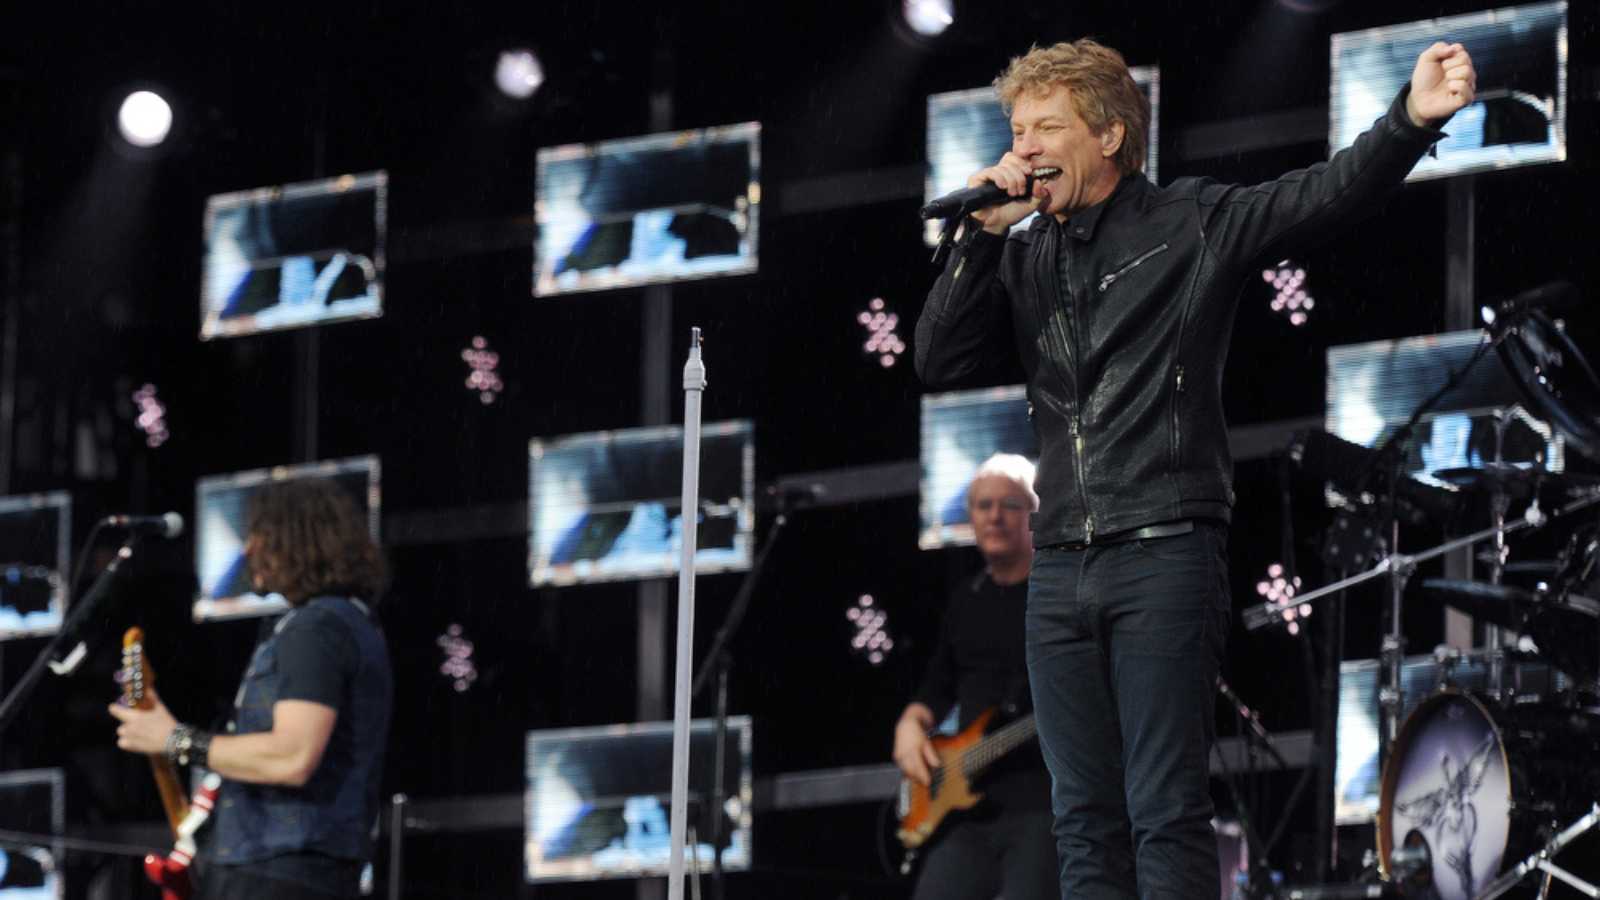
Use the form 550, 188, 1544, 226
190, 729, 213, 770
165, 723, 194, 766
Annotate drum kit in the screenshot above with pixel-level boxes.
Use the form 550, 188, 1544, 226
1245, 297, 1600, 899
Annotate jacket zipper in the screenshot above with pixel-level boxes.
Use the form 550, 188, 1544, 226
1097, 241, 1169, 293
1028, 227, 1094, 543
1171, 364, 1184, 469
1053, 226, 1095, 542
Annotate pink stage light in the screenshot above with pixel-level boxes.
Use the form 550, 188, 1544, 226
437, 623, 478, 692
462, 336, 504, 404
1262, 260, 1314, 327
847, 594, 895, 665
857, 298, 906, 368
131, 384, 169, 448
1256, 562, 1307, 635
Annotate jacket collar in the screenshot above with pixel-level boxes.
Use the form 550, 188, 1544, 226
1031, 173, 1143, 243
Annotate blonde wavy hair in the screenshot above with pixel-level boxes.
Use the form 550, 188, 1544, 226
993, 39, 1150, 176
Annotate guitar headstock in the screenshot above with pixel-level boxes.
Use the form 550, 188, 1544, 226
119, 627, 157, 710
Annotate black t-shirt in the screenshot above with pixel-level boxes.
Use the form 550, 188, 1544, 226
912, 571, 1050, 812
273, 614, 359, 709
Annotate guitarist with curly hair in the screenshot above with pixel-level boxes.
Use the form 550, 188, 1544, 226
110, 479, 392, 900
893, 453, 1054, 900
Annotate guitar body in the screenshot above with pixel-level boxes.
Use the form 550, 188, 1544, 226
896, 709, 993, 849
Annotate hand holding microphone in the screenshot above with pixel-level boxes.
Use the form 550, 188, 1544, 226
921, 153, 1046, 235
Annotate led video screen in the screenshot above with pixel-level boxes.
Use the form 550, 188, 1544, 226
1330, 2, 1567, 182
920, 385, 1039, 550
0, 493, 70, 641
1326, 329, 1562, 492
525, 717, 752, 884
201, 171, 386, 339
535, 122, 760, 296
0, 768, 64, 899
1335, 654, 1568, 823
924, 65, 1159, 244
194, 456, 380, 622
528, 421, 753, 587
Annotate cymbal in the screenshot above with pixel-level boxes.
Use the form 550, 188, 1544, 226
1423, 578, 1600, 684
1422, 578, 1538, 630
1432, 464, 1543, 499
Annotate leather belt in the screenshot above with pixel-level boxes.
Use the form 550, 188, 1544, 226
1042, 519, 1195, 552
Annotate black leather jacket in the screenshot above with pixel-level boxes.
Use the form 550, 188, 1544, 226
916, 88, 1443, 546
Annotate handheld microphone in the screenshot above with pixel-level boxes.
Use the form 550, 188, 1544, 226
100, 512, 185, 539
1481, 280, 1581, 328
920, 174, 1036, 220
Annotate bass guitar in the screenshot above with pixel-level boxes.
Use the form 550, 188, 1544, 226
896, 708, 1038, 852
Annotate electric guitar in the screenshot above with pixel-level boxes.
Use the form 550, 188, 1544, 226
119, 628, 221, 900
896, 708, 1039, 852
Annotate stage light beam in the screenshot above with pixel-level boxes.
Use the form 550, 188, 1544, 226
117, 91, 173, 148
496, 49, 546, 100
903, 0, 953, 37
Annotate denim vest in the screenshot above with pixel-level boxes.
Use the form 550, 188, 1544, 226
210, 596, 392, 864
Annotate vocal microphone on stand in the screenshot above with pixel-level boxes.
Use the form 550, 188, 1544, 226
44, 513, 184, 676
100, 512, 185, 538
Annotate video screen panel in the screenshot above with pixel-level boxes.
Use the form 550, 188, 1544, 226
194, 456, 380, 622
525, 717, 752, 884
535, 122, 760, 296
0, 768, 64, 899
1330, 2, 1567, 182
529, 421, 753, 587
1335, 654, 1568, 823
920, 385, 1039, 550
202, 171, 387, 339
0, 492, 70, 641
1326, 329, 1562, 492
924, 65, 1160, 244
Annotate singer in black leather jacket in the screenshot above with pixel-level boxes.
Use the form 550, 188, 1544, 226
917, 89, 1447, 548
915, 37, 1473, 900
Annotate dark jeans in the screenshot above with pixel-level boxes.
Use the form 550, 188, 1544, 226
1025, 522, 1229, 900
911, 807, 1059, 900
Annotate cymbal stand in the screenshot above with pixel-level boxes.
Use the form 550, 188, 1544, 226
1242, 491, 1600, 635
1475, 803, 1600, 900
1478, 411, 1515, 702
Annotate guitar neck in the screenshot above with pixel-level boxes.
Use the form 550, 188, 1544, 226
960, 715, 1038, 778
148, 756, 190, 836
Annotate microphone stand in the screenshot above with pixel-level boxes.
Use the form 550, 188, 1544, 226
0, 537, 138, 737
668, 328, 707, 900
689, 495, 799, 900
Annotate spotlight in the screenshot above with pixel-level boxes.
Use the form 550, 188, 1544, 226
902, 0, 953, 37
116, 90, 173, 148
495, 49, 546, 100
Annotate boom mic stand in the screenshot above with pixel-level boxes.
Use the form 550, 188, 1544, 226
0, 535, 140, 738
688, 492, 801, 900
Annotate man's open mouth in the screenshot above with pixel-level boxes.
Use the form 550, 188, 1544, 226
1033, 167, 1062, 183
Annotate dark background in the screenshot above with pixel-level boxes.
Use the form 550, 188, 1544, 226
1, 1, 1596, 897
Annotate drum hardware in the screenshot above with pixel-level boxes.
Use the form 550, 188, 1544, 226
1474, 803, 1600, 900
1388, 829, 1433, 895
1377, 691, 1600, 900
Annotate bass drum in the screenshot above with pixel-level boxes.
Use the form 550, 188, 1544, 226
1377, 691, 1600, 900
